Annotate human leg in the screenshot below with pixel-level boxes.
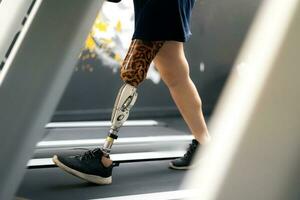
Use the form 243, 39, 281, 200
153, 41, 210, 144
52, 39, 164, 184
153, 41, 210, 169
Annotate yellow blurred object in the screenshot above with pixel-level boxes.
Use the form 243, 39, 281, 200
85, 34, 96, 52
114, 53, 122, 64
116, 20, 122, 32
95, 21, 108, 32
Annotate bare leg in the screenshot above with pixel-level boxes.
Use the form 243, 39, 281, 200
154, 41, 210, 144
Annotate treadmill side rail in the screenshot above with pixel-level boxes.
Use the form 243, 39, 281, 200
0, 1, 104, 199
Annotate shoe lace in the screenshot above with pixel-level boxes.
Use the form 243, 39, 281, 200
79, 148, 101, 160
183, 141, 198, 160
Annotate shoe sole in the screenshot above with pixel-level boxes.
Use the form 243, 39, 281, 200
52, 155, 112, 185
168, 162, 194, 170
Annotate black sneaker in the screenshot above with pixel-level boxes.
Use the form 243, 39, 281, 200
52, 148, 113, 185
169, 139, 199, 170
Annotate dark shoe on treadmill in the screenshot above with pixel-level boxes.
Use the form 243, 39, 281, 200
169, 139, 199, 170
52, 148, 113, 185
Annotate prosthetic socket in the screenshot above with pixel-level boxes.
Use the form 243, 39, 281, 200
101, 39, 164, 156
101, 84, 138, 155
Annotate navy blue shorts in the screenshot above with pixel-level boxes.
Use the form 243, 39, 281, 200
132, 0, 196, 42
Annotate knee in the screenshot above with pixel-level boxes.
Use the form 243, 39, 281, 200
120, 63, 148, 87
120, 40, 164, 87
163, 69, 190, 89
165, 76, 189, 89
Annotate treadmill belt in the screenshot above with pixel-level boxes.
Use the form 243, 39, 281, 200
43, 125, 190, 141
17, 160, 187, 200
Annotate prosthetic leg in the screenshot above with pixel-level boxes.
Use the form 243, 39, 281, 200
101, 83, 137, 155
52, 40, 165, 185
101, 39, 164, 156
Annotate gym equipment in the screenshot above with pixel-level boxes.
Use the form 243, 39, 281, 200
0, 1, 104, 199
184, 0, 300, 199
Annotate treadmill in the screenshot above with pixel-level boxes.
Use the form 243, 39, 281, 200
18, 118, 193, 200
3, 0, 299, 199
0, 1, 196, 199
